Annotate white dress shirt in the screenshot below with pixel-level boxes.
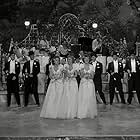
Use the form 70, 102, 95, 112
30, 60, 34, 74
37, 55, 49, 73
92, 61, 97, 72
131, 59, 136, 73
79, 59, 84, 64
113, 60, 118, 73
10, 60, 15, 74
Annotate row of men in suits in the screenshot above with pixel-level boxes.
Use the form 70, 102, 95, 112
107, 52, 140, 106
4, 51, 40, 107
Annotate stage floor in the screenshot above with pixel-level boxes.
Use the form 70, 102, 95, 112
0, 102, 140, 137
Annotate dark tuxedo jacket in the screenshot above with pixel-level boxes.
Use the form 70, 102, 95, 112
92, 61, 102, 82
46, 62, 51, 76
4, 60, 20, 77
124, 59, 140, 73
4, 60, 20, 93
107, 61, 124, 78
125, 59, 140, 90
22, 60, 40, 77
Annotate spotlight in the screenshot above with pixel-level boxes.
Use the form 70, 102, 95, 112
92, 23, 98, 29
24, 21, 30, 27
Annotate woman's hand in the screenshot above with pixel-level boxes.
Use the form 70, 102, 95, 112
70, 73, 75, 78
85, 72, 94, 79
89, 73, 94, 79
50, 74, 55, 79
80, 68, 84, 78
84, 72, 89, 79
67, 72, 73, 78
55, 74, 60, 80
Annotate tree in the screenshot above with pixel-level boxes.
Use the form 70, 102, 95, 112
0, 0, 19, 22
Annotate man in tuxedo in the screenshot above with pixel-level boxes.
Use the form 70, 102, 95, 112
107, 52, 126, 106
4, 52, 21, 107
91, 53, 107, 105
125, 52, 140, 104
22, 51, 40, 107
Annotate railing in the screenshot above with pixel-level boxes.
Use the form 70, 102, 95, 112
18, 24, 39, 49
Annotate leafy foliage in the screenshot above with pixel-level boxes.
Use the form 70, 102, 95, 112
1, 0, 140, 54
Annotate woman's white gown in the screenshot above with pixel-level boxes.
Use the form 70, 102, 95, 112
40, 64, 64, 119
59, 64, 78, 119
77, 64, 97, 119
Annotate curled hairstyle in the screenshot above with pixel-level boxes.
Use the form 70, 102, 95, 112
83, 54, 90, 63
67, 55, 75, 63
52, 55, 60, 65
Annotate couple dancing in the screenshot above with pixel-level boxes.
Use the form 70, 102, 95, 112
40, 55, 97, 119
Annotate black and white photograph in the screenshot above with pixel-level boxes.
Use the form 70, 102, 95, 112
0, 0, 140, 140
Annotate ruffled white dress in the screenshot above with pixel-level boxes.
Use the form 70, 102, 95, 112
58, 64, 78, 119
40, 64, 64, 119
77, 64, 97, 119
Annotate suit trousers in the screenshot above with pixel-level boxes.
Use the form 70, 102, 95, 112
127, 73, 140, 104
109, 73, 125, 105
24, 76, 40, 106
94, 78, 106, 104
6, 74, 21, 106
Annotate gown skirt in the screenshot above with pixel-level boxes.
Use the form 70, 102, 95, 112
40, 78, 64, 119
77, 78, 97, 119
58, 78, 78, 119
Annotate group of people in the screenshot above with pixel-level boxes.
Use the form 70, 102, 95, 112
40, 54, 98, 119
3, 44, 140, 119
4, 51, 40, 107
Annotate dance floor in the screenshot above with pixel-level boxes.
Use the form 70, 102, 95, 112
0, 100, 140, 137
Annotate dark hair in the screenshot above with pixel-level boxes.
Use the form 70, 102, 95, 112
83, 54, 90, 63
52, 56, 60, 65
9, 51, 15, 57
28, 51, 34, 56
61, 57, 66, 60
130, 50, 136, 56
67, 55, 75, 63
39, 48, 46, 52
91, 52, 97, 58
112, 51, 120, 57
84, 54, 90, 58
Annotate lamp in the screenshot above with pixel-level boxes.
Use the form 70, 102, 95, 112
24, 21, 30, 27
92, 23, 98, 29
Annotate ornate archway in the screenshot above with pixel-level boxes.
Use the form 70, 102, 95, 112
58, 13, 81, 45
